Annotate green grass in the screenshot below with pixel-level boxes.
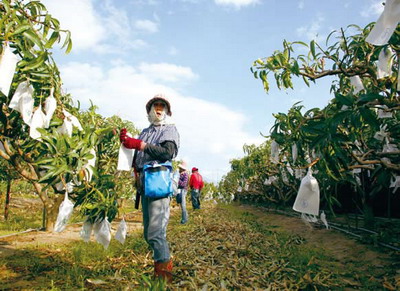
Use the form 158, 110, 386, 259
1, 198, 398, 290
0, 180, 135, 235
2, 230, 165, 290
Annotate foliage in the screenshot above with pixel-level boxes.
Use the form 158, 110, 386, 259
0, 0, 138, 227
222, 23, 400, 222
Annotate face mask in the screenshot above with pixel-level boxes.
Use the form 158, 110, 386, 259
148, 105, 167, 125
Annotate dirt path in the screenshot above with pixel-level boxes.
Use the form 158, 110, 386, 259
0, 211, 143, 258
0, 202, 399, 290
0, 204, 397, 267
239, 205, 396, 275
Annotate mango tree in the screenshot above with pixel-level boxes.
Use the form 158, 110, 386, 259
250, 23, 400, 227
0, 0, 135, 230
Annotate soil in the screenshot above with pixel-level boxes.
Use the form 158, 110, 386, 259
0, 199, 399, 290
0, 198, 143, 258
239, 205, 398, 275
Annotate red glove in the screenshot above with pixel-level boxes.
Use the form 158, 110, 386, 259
119, 128, 127, 142
123, 136, 143, 150
120, 128, 144, 150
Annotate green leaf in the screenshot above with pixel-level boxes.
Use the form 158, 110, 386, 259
10, 24, 31, 36
44, 30, 60, 49
310, 40, 316, 59
357, 93, 383, 104
359, 107, 379, 128
22, 30, 44, 49
65, 39, 72, 54
292, 41, 308, 47
334, 93, 354, 106
20, 51, 47, 71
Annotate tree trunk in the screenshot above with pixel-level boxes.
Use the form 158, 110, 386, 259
363, 199, 375, 230
361, 170, 375, 230
42, 194, 64, 231
4, 177, 11, 220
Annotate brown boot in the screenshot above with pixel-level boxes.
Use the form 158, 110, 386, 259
154, 259, 173, 283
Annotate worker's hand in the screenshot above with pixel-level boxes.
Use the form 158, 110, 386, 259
119, 128, 127, 142
123, 136, 144, 150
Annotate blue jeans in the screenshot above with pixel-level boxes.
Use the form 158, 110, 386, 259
179, 189, 188, 224
141, 185, 171, 262
191, 189, 201, 209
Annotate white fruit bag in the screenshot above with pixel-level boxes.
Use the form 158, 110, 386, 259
9, 81, 34, 125
57, 110, 82, 136
366, 0, 400, 46
43, 89, 57, 128
293, 168, 320, 215
57, 119, 73, 136
377, 106, 393, 119
80, 220, 93, 242
117, 145, 134, 171
54, 191, 74, 233
115, 218, 127, 244
19, 92, 34, 126
377, 47, 394, 79
291, 144, 298, 162
349, 76, 364, 94
83, 148, 96, 181
383, 141, 399, 153
374, 124, 388, 141
30, 105, 46, 139
94, 217, 111, 249
320, 211, 329, 229
0, 43, 19, 97
270, 140, 279, 164
63, 109, 82, 130
390, 175, 400, 193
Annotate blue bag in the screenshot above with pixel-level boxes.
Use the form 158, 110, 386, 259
143, 162, 173, 198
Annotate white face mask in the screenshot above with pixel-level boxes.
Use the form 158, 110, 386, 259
148, 105, 167, 125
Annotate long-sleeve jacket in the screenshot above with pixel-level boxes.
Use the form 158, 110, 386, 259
133, 124, 180, 170
189, 172, 204, 190
178, 171, 189, 190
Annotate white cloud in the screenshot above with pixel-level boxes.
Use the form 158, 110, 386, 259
214, 0, 260, 9
60, 61, 263, 183
138, 62, 199, 82
41, 0, 106, 50
360, 0, 384, 18
296, 15, 326, 42
298, 0, 304, 9
134, 20, 159, 33
41, 0, 153, 54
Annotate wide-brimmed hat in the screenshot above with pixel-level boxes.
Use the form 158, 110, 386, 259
146, 94, 172, 116
192, 167, 198, 172
178, 161, 188, 170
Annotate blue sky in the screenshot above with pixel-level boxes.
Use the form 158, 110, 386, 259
41, 0, 384, 183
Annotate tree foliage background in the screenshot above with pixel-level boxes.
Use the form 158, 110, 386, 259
220, 23, 400, 226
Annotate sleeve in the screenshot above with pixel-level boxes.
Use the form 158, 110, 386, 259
178, 172, 188, 189
143, 141, 177, 162
189, 174, 193, 188
159, 125, 180, 157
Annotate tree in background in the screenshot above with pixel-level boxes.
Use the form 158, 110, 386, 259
0, 0, 137, 230
237, 22, 400, 227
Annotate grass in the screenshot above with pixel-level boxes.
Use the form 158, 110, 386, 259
0, 180, 134, 235
0, 191, 399, 290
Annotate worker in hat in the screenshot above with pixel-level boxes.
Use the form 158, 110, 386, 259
189, 167, 204, 210
177, 161, 189, 224
119, 93, 179, 282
